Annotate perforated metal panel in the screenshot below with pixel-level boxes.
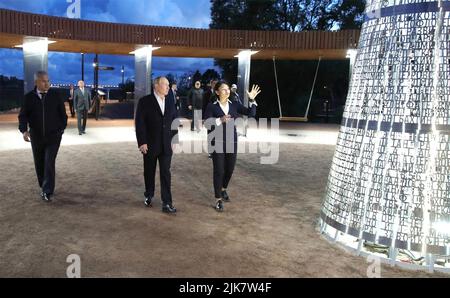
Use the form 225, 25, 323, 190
321, 0, 450, 256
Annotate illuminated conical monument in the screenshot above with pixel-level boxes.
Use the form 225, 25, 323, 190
320, 0, 450, 270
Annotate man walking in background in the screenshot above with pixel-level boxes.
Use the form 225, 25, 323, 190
73, 80, 91, 135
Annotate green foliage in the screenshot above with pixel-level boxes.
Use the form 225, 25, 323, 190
201, 69, 221, 85
210, 0, 366, 31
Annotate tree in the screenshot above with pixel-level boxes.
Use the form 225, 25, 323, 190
165, 73, 176, 85
276, 0, 335, 31
276, 0, 366, 31
211, 0, 280, 31
201, 69, 221, 85
210, 0, 366, 32
177, 71, 194, 94
192, 70, 202, 86
331, 0, 366, 30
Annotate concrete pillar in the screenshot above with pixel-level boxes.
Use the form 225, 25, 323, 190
237, 50, 253, 107
236, 50, 254, 136
23, 37, 48, 94
133, 45, 154, 115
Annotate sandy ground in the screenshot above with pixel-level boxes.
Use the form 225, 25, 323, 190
0, 136, 447, 277
0, 108, 446, 277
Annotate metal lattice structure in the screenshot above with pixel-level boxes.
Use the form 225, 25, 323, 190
320, 0, 450, 270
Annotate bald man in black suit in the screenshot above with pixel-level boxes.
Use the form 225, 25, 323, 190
135, 76, 179, 214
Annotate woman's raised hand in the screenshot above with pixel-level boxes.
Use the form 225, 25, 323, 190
247, 84, 261, 101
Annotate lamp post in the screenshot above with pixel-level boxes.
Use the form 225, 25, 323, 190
121, 65, 125, 85
81, 53, 85, 81
93, 54, 98, 94
92, 54, 115, 120
92, 54, 99, 120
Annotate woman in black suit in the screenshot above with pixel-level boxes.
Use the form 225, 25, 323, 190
205, 81, 261, 212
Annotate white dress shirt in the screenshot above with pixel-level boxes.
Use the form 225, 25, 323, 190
219, 100, 230, 115
215, 100, 230, 126
37, 89, 47, 100
215, 99, 257, 126
154, 91, 165, 115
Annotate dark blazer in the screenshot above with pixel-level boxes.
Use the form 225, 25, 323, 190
18, 88, 68, 141
202, 88, 216, 117
204, 99, 256, 153
135, 93, 178, 157
188, 88, 204, 110
167, 89, 179, 110
73, 88, 91, 111
229, 91, 242, 105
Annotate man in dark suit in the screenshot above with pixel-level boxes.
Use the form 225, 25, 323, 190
167, 82, 180, 114
202, 79, 218, 119
73, 80, 91, 135
18, 71, 68, 202
229, 84, 242, 104
188, 81, 204, 132
135, 76, 179, 214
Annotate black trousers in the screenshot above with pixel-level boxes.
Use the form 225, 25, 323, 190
212, 152, 237, 198
30, 135, 62, 195
143, 153, 173, 206
94, 97, 100, 120
190, 109, 202, 131
77, 109, 87, 133
68, 100, 75, 117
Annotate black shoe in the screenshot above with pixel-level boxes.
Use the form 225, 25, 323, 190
41, 192, 52, 202
82, 131, 86, 134
144, 196, 153, 207
215, 199, 224, 212
221, 190, 230, 202
79, 132, 82, 135
162, 204, 177, 214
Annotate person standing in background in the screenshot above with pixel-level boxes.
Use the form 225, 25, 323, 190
188, 80, 204, 132
73, 80, 91, 135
